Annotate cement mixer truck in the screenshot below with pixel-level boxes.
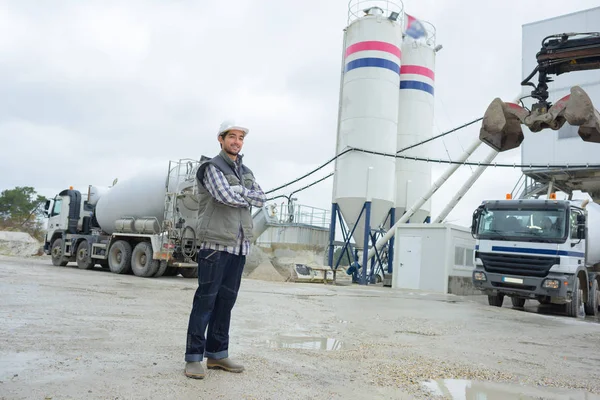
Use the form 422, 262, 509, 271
42, 158, 277, 278
470, 197, 600, 318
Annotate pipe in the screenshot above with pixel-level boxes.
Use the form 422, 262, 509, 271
430, 94, 522, 222
547, 178, 555, 197
365, 137, 483, 262
360, 201, 372, 285
327, 203, 337, 267
432, 147, 499, 223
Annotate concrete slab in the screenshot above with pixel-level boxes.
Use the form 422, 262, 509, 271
1, 255, 600, 399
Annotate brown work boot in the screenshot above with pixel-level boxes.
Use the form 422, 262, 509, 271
206, 357, 244, 373
184, 362, 205, 379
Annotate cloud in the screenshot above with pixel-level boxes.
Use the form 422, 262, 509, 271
1, 0, 599, 230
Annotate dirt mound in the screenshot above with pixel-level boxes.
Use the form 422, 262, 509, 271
247, 260, 286, 282
0, 231, 43, 257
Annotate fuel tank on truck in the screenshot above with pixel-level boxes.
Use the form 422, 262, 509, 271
94, 163, 199, 235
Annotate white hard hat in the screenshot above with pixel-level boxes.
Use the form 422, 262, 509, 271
217, 119, 249, 138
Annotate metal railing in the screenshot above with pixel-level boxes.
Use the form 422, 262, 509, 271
346, 0, 436, 46
269, 202, 331, 229
510, 174, 526, 199
163, 158, 200, 231
347, 0, 404, 25
412, 19, 436, 47
511, 174, 549, 199
160, 159, 202, 259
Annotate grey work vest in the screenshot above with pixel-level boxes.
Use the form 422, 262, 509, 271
195, 150, 255, 247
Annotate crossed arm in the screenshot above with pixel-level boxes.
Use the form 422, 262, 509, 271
203, 164, 266, 208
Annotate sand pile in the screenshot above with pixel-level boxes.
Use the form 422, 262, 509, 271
0, 231, 43, 257
247, 260, 286, 282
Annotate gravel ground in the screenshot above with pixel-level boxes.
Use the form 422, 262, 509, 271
2, 254, 600, 399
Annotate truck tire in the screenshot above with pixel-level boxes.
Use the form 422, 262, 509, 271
131, 242, 160, 277
108, 240, 132, 275
51, 238, 68, 267
76, 240, 94, 270
180, 267, 199, 279
584, 279, 599, 317
511, 297, 526, 308
164, 267, 179, 276
154, 261, 168, 277
566, 276, 584, 318
488, 294, 504, 307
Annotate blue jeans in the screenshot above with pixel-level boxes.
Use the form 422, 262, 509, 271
185, 249, 246, 362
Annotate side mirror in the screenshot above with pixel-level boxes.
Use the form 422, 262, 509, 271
577, 214, 586, 240
471, 206, 483, 237
578, 225, 586, 240
43, 199, 51, 218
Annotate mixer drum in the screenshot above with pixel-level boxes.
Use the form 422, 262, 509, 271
95, 165, 196, 235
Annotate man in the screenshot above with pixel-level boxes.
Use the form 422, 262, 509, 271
184, 119, 266, 379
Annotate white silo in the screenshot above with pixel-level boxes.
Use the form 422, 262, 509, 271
395, 16, 437, 223
332, 1, 404, 252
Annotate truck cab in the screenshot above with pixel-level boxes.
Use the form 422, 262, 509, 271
44, 194, 69, 248
470, 198, 595, 317
42, 188, 95, 265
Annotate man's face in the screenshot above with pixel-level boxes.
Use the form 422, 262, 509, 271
218, 129, 245, 157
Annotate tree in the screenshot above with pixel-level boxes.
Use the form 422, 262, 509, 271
0, 186, 47, 241
333, 246, 353, 267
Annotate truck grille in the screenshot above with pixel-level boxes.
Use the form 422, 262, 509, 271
477, 251, 559, 277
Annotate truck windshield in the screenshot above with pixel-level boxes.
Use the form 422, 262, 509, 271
476, 208, 567, 242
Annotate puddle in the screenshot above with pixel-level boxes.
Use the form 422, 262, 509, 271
422, 379, 600, 399
266, 336, 342, 351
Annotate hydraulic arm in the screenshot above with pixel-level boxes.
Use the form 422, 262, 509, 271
479, 32, 600, 152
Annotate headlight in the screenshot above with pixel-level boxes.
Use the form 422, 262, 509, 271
543, 279, 560, 289
473, 272, 487, 281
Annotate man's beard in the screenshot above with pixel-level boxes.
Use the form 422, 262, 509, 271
225, 146, 239, 156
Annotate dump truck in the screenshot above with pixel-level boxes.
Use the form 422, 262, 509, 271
42, 159, 276, 278
471, 197, 600, 318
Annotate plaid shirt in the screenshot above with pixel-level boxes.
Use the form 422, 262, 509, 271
198, 159, 266, 256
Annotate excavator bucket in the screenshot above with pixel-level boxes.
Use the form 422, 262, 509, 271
565, 86, 600, 144
479, 99, 527, 152
480, 86, 600, 152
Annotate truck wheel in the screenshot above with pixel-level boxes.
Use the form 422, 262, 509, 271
180, 267, 199, 278
108, 240, 132, 274
51, 239, 68, 267
154, 261, 168, 277
164, 267, 179, 276
566, 276, 585, 318
76, 240, 94, 270
488, 294, 504, 307
584, 279, 599, 317
131, 242, 160, 277
511, 297, 526, 308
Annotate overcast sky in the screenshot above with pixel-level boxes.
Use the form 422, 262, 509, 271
1, 0, 599, 228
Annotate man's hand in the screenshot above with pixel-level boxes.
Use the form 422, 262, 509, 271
230, 185, 244, 195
